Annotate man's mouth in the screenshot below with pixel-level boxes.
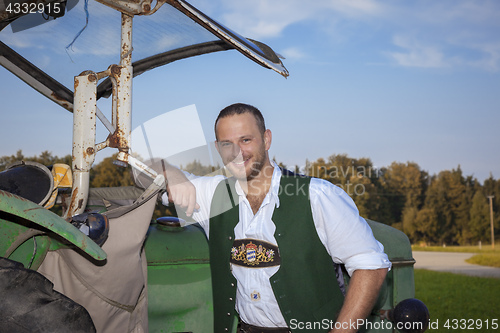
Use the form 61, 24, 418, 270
232, 157, 249, 167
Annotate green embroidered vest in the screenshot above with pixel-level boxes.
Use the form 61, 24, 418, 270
209, 174, 344, 332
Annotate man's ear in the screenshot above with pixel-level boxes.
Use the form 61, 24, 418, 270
264, 129, 272, 151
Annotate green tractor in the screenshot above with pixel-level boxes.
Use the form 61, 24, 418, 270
0, 1, 428, 332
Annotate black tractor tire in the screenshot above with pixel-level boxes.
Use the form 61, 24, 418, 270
0, 257, 96, 333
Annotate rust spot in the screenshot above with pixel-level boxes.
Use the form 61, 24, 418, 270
66, 187, 80, 213
107, 132, 119, 148
0, 190, 15, 199
111, 65, 121, 76
88, 73, 97, 82
107, 128, 129, 150
23, 207, 45, 212
51, 92, 66, 102
78, 70, 93, 76
0, 190, 32, 202
86, 147, 95, 155
70, 187, 79, 202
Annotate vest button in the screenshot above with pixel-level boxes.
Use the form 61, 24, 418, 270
229, 298, 233, 301
231, 283, 235, 287
227, 312, 231, 316
228, 236, 232, 240
225, 328, 229, 331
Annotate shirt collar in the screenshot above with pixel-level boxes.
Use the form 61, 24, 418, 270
270, 161, 282, 208
234, 161, 282, 208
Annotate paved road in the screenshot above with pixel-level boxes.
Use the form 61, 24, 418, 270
412, 251, 500, 279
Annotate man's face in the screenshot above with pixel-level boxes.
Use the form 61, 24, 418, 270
215, 113, 271, 181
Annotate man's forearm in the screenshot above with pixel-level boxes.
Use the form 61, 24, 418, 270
161, 160, 199, 216
330, 268, 388, 333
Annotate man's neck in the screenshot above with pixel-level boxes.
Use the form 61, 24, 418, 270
239, 162, 274, 199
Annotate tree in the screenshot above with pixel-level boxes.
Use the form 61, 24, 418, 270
469, 191, 490, 243
183, 159, 220, 176
455, 176, 480, 245
414, 208, 439, 245
381, 162, 428, 229
402, 206, 419, 242
483, 175, 500, 235
422, 167, 469, 245
90, 154, 134, 187
305, 154, 390, 223
0, 150, 25, 171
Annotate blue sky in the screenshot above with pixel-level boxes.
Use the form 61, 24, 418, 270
1, 0, 499, 182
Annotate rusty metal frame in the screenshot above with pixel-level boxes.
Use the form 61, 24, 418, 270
66, 70, 97, 217
1, 0, 288, 217
94, 0, 152, 15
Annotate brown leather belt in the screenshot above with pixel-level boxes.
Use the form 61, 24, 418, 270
239, 321, 291, 333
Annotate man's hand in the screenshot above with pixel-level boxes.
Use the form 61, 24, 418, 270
167, 181, 199, 217
161, 160, 199, 217
329, 268, 388, 333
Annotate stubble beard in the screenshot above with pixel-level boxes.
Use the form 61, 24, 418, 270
228, 148, 266, 183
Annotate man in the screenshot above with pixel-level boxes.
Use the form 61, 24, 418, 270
165, 103, 391, 333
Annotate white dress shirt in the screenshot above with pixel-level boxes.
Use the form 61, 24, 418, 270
164, 162, 391, 327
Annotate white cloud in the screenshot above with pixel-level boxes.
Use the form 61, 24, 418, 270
381, 0, 500, 71
388, 35, 448, 68
280, 47, 306, 61
388, 35, 500, 72
215, 0, 382, 39
467, 42, 500, 72
323, 0, 381, 17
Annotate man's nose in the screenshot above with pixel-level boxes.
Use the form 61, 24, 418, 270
231, 146, 243, 161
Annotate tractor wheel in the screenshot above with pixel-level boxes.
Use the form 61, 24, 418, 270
0, 257, 96, 333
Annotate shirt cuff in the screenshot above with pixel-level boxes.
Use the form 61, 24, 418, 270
344, 253, 392, 276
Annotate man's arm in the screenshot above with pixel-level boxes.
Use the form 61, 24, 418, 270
161, 161, 199, 217
329, 268, 388, 333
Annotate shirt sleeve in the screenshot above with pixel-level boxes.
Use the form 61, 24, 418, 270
188, 174, 227, 235
309, 178, 392, 276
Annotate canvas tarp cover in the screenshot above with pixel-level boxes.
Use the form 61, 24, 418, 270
37, 191, 157, 333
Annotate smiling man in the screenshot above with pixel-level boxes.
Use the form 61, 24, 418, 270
165, 103, 391, 333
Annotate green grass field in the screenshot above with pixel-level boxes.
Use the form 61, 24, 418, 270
414, 269, 500, 333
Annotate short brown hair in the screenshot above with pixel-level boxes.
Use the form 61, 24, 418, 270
214, 103, 266, 139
